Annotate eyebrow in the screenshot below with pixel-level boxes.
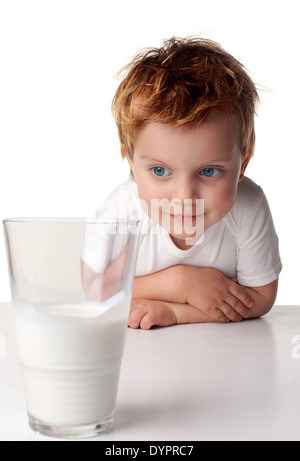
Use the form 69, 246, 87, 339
140, 156, 166, 163
201, 158, 234, 164
140, 155, 234, 165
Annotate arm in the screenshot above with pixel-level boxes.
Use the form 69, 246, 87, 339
129, 267, 278, 329
238, 278, 278, 319
81, 244, 130, 301
128, 280, 279, 328
129, 298, 218, 330
132, 265, 187, 304
132, 265, 254, 323
129, 266, 278, 329
183, 268, 278, 321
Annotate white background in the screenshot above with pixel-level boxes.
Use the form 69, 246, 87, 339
0, 0, 299, 303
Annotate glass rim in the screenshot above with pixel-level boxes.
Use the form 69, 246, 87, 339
3, 217, 141, 225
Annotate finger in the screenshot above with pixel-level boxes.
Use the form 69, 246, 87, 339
226, 295, 252, 319
128, 303, 147, 328
218, 301, 243, 322
212, 307, 231, 323
140, 313, 154, 330
229, 282, 253, 308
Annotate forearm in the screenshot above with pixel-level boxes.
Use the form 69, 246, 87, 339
171, 280, 278, 324
240, 279, 278, 319
132, 265, 187, 304
132, 265, 252, 322
170, 278, 278, 324
170, 302, 218, 324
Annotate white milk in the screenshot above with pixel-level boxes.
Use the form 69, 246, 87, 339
13, 292, 130, 426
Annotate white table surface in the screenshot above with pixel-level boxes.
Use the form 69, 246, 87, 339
1, 303, 300, 441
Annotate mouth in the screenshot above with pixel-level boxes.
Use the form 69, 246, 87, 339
170, 213, 203, 223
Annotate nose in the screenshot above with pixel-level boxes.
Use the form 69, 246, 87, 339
171, 176, 199, 203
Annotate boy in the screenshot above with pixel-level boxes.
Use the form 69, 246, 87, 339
82, 37, 282, 329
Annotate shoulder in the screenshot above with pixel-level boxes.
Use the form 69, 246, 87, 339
234, 176, 265, 212
95, 178, 146, 221
228, 178, 282, 287
226, 176, 273, 239
99, 177, 138, 202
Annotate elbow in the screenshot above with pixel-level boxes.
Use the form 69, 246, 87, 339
247, 278, 279, 319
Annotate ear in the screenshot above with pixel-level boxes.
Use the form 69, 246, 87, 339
239, 146, 253, 182
121, 144, 134, 175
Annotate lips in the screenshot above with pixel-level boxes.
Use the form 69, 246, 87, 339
170, 213, 202, 223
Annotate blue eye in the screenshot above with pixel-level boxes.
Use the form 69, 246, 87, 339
151, 166, 171, 177
200, 167, 222, 178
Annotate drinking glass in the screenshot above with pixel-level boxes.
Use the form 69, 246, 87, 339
3, 218, 140, 439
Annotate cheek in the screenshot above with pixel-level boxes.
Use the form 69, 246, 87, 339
137, 184, 153, 204
206, 184, 237, 210
136, 178, 166, 203
136, 182, 159, 218
136, 181, 171, 224
221, 186, 237, 204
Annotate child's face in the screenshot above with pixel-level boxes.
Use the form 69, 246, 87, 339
126, 112, 248, 250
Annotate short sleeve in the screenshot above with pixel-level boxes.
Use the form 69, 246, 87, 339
81, 181, 138, 273
236, 185, 282, 287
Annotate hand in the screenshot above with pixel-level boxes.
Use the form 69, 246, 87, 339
182, 267, 253, 322
128, 299, 177, 330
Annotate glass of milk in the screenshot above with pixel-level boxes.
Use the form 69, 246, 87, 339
3, 218, 140, 439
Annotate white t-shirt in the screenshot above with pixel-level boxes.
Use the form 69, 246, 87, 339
83, 176, 282, 287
